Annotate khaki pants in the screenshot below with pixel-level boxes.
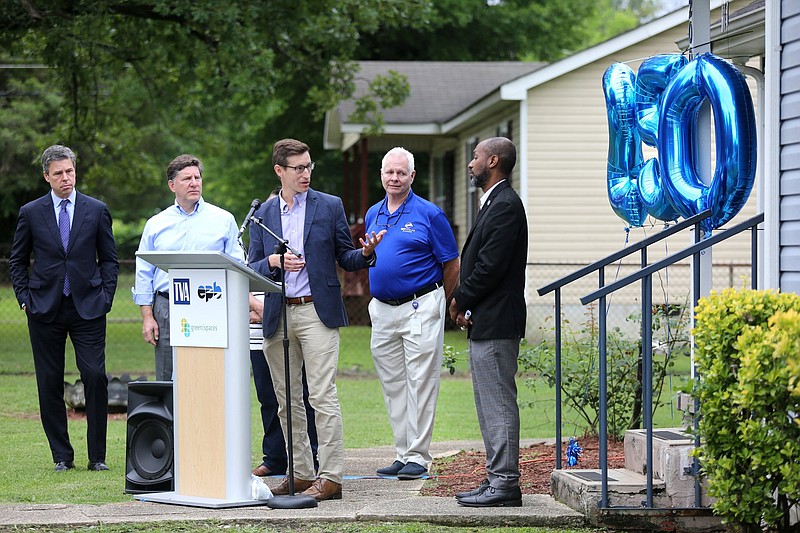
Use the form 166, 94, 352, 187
265, 302, 343, 483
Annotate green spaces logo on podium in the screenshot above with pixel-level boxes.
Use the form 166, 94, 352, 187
168, 269, 228, 348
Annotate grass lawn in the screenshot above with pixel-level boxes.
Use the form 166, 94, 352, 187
0, 279, 690, 505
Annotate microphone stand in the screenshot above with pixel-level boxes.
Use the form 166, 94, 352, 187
251, 217, 317, 510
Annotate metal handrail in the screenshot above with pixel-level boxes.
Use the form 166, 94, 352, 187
535, 209, 762, 509
537, 210, 712, 297
535, 210, 711, 471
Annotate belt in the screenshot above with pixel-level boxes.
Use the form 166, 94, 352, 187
378, 280, 442, 306
286, 295, 313, 305
156, 291, 169, 299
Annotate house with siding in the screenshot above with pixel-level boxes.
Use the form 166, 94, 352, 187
325, 0, 793, 336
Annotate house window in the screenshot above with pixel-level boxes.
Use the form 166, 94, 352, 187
433, 150, 457, 239
497, 120, 513, 141
466, 138, 479, 226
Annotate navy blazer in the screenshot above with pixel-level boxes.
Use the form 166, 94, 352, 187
453, 180, 528, 340
9, 191, 119, 322
248, 188, 372, 338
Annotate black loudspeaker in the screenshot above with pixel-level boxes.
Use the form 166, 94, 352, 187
125, 381, 174, 494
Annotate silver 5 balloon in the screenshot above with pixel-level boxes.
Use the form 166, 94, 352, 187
603, 53, 757, 234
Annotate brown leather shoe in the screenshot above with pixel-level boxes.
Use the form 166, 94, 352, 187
301, 477, 342, 501
270, 476, 313, 495
252, 464, 276, 477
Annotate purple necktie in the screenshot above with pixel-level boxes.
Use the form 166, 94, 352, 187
59, 199, 71, 296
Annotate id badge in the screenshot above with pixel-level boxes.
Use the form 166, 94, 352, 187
410, 315, 422, 335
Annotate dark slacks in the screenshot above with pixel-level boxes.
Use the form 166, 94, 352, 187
28, 295, 108, 463
250, 349, 318, 474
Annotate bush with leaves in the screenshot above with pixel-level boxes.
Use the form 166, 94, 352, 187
692, 288, 800, 531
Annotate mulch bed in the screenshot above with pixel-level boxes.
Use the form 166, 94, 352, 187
422, 436, 626, 497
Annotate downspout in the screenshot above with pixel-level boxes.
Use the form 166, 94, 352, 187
736, 64, 765, 289
518, 97, 530, 309
763, 0, 781, 289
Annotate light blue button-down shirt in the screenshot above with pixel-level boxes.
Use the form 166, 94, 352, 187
279, 191, 310, 298
132, 198, 245, 305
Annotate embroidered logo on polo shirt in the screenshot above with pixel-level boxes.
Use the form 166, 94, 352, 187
401, 222, 415, 233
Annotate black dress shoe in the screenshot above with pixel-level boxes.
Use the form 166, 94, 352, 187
376, 460, 405, 476
88, 461, 109, 471
455, 478, 489, 499
457, 485, 522, 507
54, 461, 75, 472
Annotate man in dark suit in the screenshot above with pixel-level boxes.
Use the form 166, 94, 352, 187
449, 137, 527, 507
248, 138, 384, 501
9, 144, 119, 472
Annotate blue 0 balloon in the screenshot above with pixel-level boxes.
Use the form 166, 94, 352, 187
657, 53, 757, 234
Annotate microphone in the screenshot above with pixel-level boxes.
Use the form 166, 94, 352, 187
238, 198, 261, 239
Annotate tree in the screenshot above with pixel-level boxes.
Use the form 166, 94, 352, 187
356, 0, 663, 63
0, 0, 668, 254
0, 0, 433, 252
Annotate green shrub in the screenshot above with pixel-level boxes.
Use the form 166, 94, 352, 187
692, 288, 800, 531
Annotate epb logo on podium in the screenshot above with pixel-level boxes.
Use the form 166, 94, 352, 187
198, 282, 223, 302
171, 278, 223, 304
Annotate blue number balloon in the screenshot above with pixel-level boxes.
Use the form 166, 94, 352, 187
603, 63, 646, 227
658, 53, 757, 234
603, 52, 757, 233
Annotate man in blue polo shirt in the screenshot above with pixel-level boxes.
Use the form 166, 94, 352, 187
365, 147, 460, 480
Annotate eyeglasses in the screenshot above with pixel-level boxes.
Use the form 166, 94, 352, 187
282, 161, 315, 174
375, 197, 409, 229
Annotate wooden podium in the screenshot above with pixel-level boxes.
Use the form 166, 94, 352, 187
134, 251, 280, 508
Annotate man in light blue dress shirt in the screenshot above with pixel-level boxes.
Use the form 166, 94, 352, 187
132, 154, 245, 380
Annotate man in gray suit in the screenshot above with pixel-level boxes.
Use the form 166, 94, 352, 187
449, 137, 528, 507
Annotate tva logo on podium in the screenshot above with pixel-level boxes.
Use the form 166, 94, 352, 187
168, 269, 228, 348
172, 278, 191, 305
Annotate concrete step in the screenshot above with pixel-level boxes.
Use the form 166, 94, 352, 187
551, 467, 665, 514
624, 427, 693, 479
551, 467, 721, 531
624, 427, 714, 507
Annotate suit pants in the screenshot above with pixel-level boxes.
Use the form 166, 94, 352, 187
250, 348, 318, 473
368, 287, 445, 468
469, 337, 520, 490
27, 295, 108, 463
153, 293, 172, 381
265, 302, 344, 483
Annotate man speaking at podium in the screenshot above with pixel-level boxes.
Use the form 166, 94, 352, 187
133, 154, 244, 380
248, 138, 384, 502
